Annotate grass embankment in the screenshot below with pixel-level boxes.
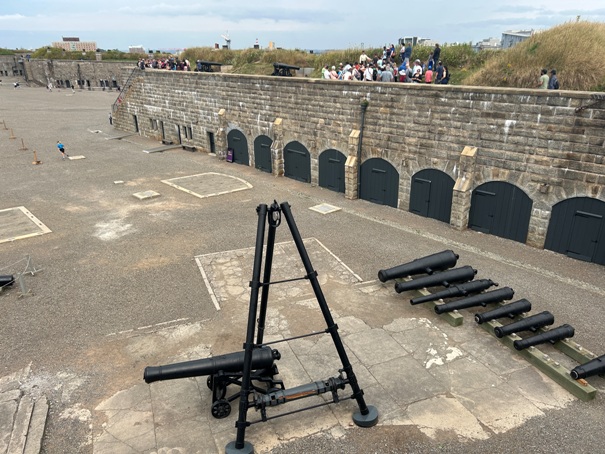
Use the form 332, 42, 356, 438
21, 20, 604, 91
182, 45, 489, 82
463, 21, 605, 91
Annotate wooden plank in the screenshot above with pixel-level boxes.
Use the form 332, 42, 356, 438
479, 320, 597, 401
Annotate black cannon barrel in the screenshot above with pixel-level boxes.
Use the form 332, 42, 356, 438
474, 299, 532, 324
394, 266, 476, 294
494, 311, 554, 338
434, 286, 514, 315
411, 279, 497, 305
570, 354, 605, 380
513, 324, 575, 351
378, 250, 458, 283
144, 346, 280, 384
0, 275, 15, 286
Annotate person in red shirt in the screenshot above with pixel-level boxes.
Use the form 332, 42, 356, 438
424, 67, 433, 84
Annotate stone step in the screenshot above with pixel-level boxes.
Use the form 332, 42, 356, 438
0, 367, 49, 454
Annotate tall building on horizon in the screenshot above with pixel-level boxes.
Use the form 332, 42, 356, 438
52, 37, 97, 52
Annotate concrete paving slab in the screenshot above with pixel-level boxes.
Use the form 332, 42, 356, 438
0, 207, 51, 244
408, 395, 490, 441
456, 382, 545, 434
132, 190, 160, 200
0, 400, 18, 454
93, 385, 155, 453
309, 203, 342, 215
344, 329, 408, 367
507, 367, 575, 410
461, 334, 530, 376
427, 356, 503, 392
162, 172, 252, 199
23, 396, 49, 454
7, 394, 33, 454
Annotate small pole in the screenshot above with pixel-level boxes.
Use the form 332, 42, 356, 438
32, 150, 41, 165
9, 129, 16, 139
2, 120, 7, 130
19, 138, 28, 150
17, 274, 27, 295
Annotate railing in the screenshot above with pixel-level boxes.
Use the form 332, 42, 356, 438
112, 67, 139, 113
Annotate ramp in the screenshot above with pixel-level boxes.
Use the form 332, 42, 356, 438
143, 144, 182, 154
105, 133, 136, 140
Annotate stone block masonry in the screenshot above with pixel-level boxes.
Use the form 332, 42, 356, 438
111, 69, 605, 250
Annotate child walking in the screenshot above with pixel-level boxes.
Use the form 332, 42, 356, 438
57, 141, 69, 160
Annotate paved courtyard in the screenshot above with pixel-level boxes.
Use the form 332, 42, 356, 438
0, 79, 604, 453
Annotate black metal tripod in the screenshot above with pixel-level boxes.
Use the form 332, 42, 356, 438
226, 201, 378, 454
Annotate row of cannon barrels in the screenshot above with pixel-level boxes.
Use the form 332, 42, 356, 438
378, 250, 605, 381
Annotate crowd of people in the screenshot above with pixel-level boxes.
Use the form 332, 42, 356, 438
138, 57, 192, 71
321, 43, 449, 84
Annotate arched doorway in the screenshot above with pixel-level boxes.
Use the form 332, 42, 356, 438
359, 158, 399, 208
227, 130, 249, 165
254, 135, 272, 173
409, 169, 455, 223
468, 181, 532, 243
545, 197, 605, 265
284, 141, 310, 183
318, 149, 346, 193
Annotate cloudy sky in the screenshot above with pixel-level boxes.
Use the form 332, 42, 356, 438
1, 1, 604, 51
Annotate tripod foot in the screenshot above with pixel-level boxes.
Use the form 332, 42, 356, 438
225, 440, 254, 454
352, 405, 379, 427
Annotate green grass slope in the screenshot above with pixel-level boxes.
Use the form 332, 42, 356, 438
461, 21, 605, 91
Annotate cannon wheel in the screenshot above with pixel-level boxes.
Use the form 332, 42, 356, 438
211, 399, 231, 419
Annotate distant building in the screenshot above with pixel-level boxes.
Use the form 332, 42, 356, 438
501, 30, 534, 49
473, 37, 501, 52
397, 37, 438, 47
52, 37, 97, 52
129, 45, 145, 54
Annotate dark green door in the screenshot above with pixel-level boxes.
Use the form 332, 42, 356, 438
254, 135, 272, 173
359, 158, 399, 208
545, 197, 605, 265
410, 178, 431, 217
409, 169, 454, 223
567, 212, 602, 261
469, 189, 496, 234
227, 130, 249, 165
284, 141, 310, 183
319, 149, 345, 193
469, 182, 532, 243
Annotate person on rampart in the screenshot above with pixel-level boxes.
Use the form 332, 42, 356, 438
432, 44, 441, 66
439, 66, 450, 84
548, 69, 560, 89
537, 68, 549, 89
435, 61, 444, 84
424, 66, 434, 83
359, 51, 369, 65
403, 42, 413, 66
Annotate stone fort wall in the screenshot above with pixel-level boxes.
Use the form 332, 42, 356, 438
3, 56, 602, 253
111, 69, 605, 250
0, 55, 131, 89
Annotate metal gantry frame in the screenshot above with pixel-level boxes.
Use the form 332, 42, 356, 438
226, 201, 378, 454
